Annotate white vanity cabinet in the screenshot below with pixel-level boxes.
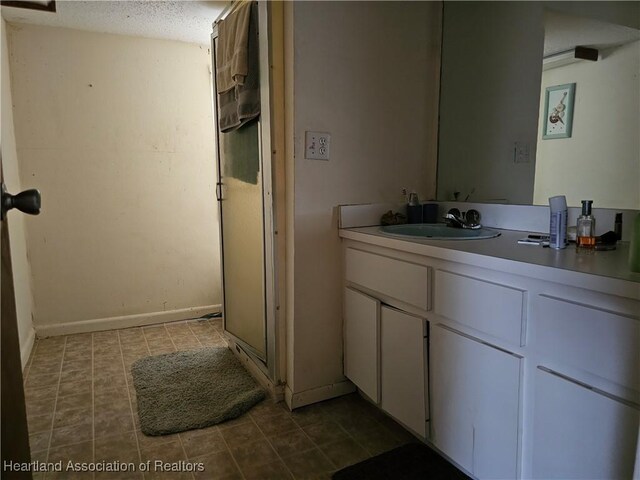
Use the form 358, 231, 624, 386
430, 268, 525, 477
380, 305, 428, 437
340, 229, 640, 479
344, 287, 380, 403
532, 367, 640, 479
430, 325, 522, 479
343, 248, 430, 437
530, 293, 640, 479
343, 288, 429, 436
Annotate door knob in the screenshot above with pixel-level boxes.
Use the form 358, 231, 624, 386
1, 183, 41, 220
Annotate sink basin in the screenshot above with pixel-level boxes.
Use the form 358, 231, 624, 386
379, 223, 500, 240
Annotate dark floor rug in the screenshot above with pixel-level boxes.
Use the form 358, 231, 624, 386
131, 347, 265, 436
333, 443, 470, 480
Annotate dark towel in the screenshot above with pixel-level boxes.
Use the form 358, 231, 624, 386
221, 119, 260, 185
217, 2, 260, 133
216, 2, 252, 93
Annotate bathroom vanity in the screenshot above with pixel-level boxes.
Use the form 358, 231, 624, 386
340, 225, 640, 479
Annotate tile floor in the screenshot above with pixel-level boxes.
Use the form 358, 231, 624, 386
23, 319, 415, 479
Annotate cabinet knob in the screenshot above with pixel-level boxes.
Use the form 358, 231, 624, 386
1, 183, 41, 220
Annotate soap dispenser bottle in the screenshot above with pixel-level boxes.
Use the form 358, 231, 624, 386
629, 212, 640, 272
407, 192, 422, 224
576, 200, 596, 251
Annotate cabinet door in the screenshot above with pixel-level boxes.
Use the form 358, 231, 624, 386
431, 325, 521, 479
380, 305, 427, 437
532, 368, 640, 479
344, 287, 379, 402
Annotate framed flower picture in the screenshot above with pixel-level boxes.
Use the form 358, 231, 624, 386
542, 83, 575, 139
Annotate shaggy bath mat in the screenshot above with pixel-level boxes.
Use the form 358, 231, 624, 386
332, 443, 470, 480
131, 347, 265, 435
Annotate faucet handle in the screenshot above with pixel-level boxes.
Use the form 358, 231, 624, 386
465, 209, 481, 226
445, 208, 464, 228
448, 207, 461, 219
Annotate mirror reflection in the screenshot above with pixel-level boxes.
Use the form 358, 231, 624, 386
436, 2, 640, 209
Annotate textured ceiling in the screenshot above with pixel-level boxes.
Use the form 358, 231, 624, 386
1, 0, 228, 46
7, 3, 638, 59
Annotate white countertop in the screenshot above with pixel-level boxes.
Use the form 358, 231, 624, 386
340, 226, 640, 299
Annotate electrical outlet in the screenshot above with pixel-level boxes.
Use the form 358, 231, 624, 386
514, 141, 530, 163
305, 131, 330, 160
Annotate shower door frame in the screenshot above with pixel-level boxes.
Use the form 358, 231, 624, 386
211, 1, 279, 382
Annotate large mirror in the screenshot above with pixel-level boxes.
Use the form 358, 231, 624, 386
436, 1, 640, 210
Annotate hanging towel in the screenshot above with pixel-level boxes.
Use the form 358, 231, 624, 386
216, 1, 252, 93
217, 2, 261, 132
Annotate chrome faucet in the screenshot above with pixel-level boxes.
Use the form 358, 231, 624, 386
444, 208, 482, 229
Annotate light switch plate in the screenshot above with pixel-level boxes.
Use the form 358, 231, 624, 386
305, 131, 330, 160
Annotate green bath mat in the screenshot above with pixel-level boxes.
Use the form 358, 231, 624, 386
131, 347, 265, 435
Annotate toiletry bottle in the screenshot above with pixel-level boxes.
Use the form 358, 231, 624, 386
629, 212, 640, 273
548, 195, 567, 249
407, 192, 422, 224
576, 200, 596, 251
614, 213, 623, 241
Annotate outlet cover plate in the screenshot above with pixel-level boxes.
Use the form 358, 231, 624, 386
305, 131, 330, 160
514, 141, 530, 163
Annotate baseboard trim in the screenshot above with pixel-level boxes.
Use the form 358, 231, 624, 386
35, 305, 222, 337
287, 380, 356, 410
20, 326, 36, 371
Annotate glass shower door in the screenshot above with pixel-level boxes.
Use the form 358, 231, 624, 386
213, 36, 267, 361
210, 0, 282, 382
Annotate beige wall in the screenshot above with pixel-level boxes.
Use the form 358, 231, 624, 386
8, 24, 221, 333
534, 40, 640, 209
286, 2, 441, 396
1, 17, 36, 366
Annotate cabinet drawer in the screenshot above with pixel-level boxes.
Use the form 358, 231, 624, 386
434, 270, 526, 346
345, 248, 430, 311
535, 295, 640, 392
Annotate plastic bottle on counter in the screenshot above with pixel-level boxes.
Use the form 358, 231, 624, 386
629, 212, 640, 273
548, 195, 568, 250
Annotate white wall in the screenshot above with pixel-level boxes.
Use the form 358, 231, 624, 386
286, 2, 441, 398
533, 40, 640, 209
7, 24, 221, 334
1, 17, 36, 366
545, 1, 640, 31
437, 2, 544, 205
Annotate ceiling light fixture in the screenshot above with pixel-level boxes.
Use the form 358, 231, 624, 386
543, 46, 598, 71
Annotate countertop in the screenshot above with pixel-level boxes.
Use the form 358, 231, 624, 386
339, 226, 640, 299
